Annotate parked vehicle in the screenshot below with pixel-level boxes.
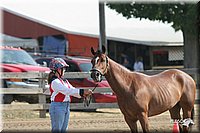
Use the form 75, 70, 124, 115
35, 56, 117, 103
0, 46, 50, 103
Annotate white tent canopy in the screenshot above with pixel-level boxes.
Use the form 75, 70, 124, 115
1, 34, 38, 48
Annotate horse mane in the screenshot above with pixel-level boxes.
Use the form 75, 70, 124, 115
109, 57, 131, 73
106, 57, 151, 93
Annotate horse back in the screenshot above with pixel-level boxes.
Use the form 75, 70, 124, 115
152, 69, 196, 98
136, 69, 196, 116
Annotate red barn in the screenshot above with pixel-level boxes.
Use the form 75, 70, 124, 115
3, 9, 99, 57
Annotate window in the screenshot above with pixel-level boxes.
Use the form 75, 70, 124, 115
66, 62, 79, 72
153, 50, 183, 67
2, 49, 37, 66
79, 63, 92, 72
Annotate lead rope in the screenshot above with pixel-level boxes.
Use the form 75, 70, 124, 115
83, 84, 98, 107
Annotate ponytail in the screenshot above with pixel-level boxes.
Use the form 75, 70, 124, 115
48, 71, 56, 84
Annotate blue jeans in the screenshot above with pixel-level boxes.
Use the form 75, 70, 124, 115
50, 101, 70, 133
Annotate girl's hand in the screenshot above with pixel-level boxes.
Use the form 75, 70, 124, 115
83, 89, 93, 97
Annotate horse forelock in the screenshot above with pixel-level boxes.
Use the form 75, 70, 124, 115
95, 50, 103, 56
97, 49, 101, 53
92, 50, 107, 63
91, 51, 100, 60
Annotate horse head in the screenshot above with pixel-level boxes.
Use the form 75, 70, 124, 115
90, 45, 109, 82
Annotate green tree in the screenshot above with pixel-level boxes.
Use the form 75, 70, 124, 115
107, 2, 199, 68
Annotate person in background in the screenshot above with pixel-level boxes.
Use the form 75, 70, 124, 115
120, 53, 132, 70
48, 58, 92, 133
133, 56, 144, 71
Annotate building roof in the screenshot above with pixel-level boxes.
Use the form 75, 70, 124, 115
1, 0, 183, 46
108, 36, 183, 46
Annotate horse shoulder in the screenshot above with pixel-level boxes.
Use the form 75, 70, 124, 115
129, 73, 152, 110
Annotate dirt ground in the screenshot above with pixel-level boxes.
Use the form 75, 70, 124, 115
1, 102, 200, 133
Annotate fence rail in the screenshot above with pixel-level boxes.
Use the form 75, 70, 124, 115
1, 68, 199, 118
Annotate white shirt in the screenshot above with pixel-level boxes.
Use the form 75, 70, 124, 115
133, 61, 144, 71
51, 78, 81, 102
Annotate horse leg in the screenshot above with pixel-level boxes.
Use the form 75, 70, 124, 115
169, 102, 181, 119
137, 112, 149, 133
169, 102, 182, 132
180, 101, 195, 133
124, 116, 138, 133
181, 107, 194, 133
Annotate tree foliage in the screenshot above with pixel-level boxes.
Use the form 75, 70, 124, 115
106, 2, 198, 33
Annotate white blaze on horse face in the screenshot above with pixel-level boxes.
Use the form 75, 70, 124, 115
95, 56, 100, 65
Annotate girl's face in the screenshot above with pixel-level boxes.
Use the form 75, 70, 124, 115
57, 68, 65, 77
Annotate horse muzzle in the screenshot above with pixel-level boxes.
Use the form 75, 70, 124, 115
90, 68, 103, 82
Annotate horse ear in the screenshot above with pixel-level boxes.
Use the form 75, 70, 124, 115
102, 45, 106, 54
91, 47, 95, 55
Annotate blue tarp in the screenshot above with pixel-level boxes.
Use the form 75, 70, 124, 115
43, 36, 67, 55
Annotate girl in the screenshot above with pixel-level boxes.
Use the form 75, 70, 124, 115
48, 58, 92, 133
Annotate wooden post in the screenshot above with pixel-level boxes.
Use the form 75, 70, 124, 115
38, 73, 47, 118
99, 1, 107, 52
198, 3, 200, 90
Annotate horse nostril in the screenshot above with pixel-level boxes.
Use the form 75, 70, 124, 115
90, 69, 103, 82
96, 73, 99, 77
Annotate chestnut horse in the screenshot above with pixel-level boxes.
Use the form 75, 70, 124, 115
90, 46, 196, 133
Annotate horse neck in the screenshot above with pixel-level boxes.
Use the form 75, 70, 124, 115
105, 57, 133, 95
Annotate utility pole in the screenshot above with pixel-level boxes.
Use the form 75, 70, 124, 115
99, 1, 107, 52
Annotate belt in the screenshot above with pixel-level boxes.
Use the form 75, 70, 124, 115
51, 101, 69, 103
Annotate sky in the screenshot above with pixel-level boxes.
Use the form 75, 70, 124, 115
1, 0, 184, 42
